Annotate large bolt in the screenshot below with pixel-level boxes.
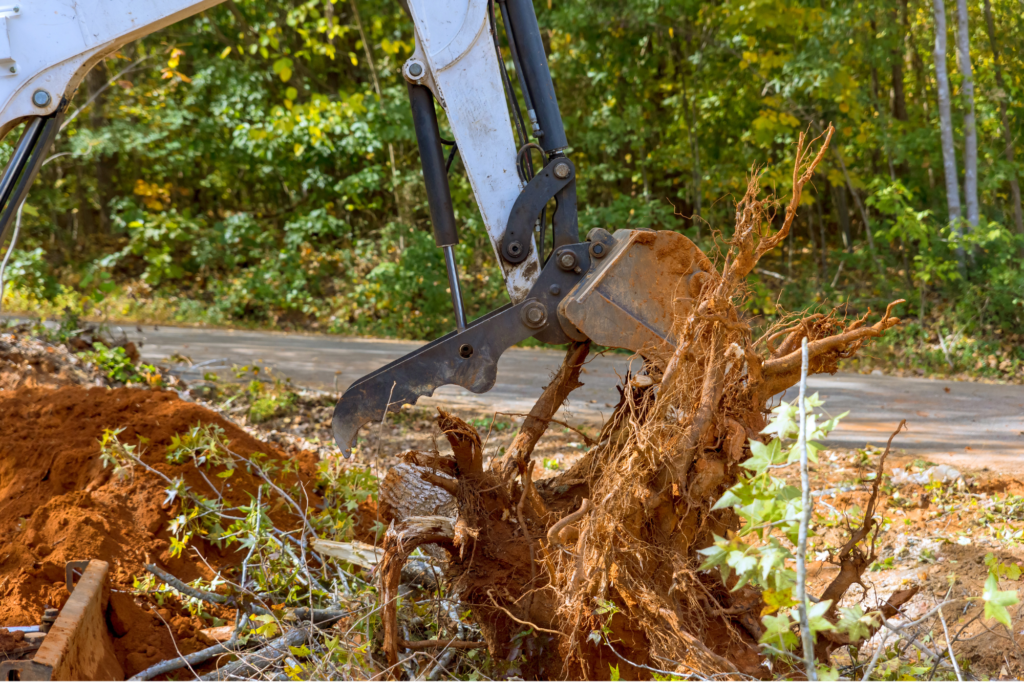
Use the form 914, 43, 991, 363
41, 607, 58, 633
407, 61, 423, 78
556, 250, 577, 271
553, 161, 571, 179
506, 241, 523, 258
32, 90, 51, 108
520, 301, 548, 329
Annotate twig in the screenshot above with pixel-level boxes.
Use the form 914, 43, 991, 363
859, 625, 892, 682
938, 332, 956, 369
149, 605, 200, 680
829, 260, 845, 289
130, 639, 243, 681
0, 203, 24, 314
145, 563, 236, 606
399, 638, 486, 650
795, 338, 817, 680
197, 627, 310, 680
939, 605, 964, 681
484, 590, 562, 635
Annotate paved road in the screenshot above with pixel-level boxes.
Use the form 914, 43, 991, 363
5, 315, 1021, 461
103, 323, 1024, 463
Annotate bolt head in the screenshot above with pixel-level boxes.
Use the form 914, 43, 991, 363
32, 89, 51, 108
553, 161, 571, 179
557, 250, 577, 270
408, 61, 423, 77
548, 284, 561, 296
8, 66, 15, 74
507, 241, 523, 257
521, 302, 548, 329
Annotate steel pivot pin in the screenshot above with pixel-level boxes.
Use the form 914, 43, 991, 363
32, 90, 51, 108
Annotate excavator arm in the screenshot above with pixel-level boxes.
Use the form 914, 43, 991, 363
0, 0, 707, 458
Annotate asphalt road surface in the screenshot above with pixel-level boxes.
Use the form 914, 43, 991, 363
99, 323, 1024, 464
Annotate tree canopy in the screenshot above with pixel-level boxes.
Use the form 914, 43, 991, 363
2, 0, 1021, 379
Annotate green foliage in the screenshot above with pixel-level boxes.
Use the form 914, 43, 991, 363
0, 0, 1019, 363
700, 396, 876, 664
77, 342, 161, 385
100, 424, 379, 613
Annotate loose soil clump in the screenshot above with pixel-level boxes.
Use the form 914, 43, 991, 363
0, 385, 319, 676
0, 330, 100, 390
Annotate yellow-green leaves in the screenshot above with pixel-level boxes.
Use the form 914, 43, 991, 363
251, 614, 280, 638
273, 57, 294, 82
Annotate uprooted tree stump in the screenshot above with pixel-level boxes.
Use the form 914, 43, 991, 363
376, 127, 910, 679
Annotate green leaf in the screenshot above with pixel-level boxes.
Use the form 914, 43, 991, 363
983, 572, 1019, 628
759, 612, 798, 651
837, 604, 877, 643
806, 599, 836, 636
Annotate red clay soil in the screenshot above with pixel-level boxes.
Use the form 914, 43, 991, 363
0, 386, 320, 677
0, 626, 25, 654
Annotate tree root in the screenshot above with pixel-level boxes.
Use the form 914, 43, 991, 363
372, 125, 915, 680
498, 341, 591, 480
378, 516, 457, 671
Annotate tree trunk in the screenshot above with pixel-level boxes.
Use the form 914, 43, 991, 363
679, 55, 702, 237
955, 0, 979, 229
982, 0, 1024, 234
817, 192, 828, 288
931, 0, 965, 260
891, 29, 908, 122
85, 63, 112, 236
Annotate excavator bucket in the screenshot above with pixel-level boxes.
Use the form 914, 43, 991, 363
557, 228, 713, 368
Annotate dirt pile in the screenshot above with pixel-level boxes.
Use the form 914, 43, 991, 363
0, 385, 320, 676
0, 330, 100, 390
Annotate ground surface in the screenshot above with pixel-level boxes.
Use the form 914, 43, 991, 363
117, 323, 1024, 463
3, 325, 1024, 679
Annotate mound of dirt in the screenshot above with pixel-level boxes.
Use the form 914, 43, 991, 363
0, 385, 320, 676
0, 330, 100, 390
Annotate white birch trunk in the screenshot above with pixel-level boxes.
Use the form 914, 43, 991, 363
956, 0, 979, 229
932, 0, 964, 251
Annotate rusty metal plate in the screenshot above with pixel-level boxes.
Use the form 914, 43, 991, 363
1, 560, 123, 681
558, 229, 708, 365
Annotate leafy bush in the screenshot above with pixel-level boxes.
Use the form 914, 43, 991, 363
77, 342, 160, 385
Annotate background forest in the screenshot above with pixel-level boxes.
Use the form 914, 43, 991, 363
1, 0, 1022, 381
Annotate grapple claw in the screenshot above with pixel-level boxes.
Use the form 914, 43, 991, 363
332, 302, 535, 457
